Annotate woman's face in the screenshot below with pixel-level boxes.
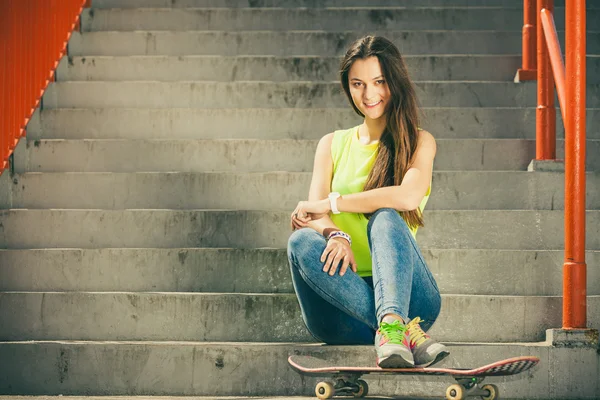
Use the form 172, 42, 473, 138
348, 56, 391, 121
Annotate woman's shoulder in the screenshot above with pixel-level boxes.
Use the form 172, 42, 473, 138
417, 128, 436, 147
414, 129, 437, 163
316, 126, 357, 165
317, 126, 357, 147
417, 127, 433, 137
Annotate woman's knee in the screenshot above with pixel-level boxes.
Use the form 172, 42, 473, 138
367, 208, 411, 238
288, 228, 321, 253
287, 228, 325, 268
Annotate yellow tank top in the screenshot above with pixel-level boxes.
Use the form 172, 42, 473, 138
330, 125, 431, 277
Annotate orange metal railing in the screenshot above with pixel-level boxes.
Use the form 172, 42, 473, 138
536, 0, 557, 161
563, 0, 587, 330
540, 9, 566, 120
0, 0, 89, 175
518, 0, 588, 329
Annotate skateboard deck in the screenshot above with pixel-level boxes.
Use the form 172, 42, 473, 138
288, 354, 539, 400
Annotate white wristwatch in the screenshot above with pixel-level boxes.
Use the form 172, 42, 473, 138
328, 192, 341, 214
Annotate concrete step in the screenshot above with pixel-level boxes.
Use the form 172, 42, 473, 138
41, 81, 600, 109
0, 210, 599, 250
26, 107, 600, 140
1, 248, 598, 296
0, 341, 598, 398
68, 31, 600, 56
57, 55, 600, 84
57, 55, 524, 82
5, 171, 600, 211
4, 397, 442, 400
1, 291, 598, 342
12, 138, 600, 172
80, 8, 600, 32
89, 0, 597, 7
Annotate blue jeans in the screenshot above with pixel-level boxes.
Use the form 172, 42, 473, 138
287, 208, 442, 345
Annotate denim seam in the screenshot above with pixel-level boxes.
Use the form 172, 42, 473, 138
403, 237, 442, 325
368, 209, 438, 323
370, 238, 384, 321
405, 237, 442, 323
406, 236, 440, 293
371, 240, 409, 322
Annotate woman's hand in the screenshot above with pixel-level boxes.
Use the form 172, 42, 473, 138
290, 199, 331, 230
321, 237, 357, 276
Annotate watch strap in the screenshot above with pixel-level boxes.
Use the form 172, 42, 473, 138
329, 192, 341, 214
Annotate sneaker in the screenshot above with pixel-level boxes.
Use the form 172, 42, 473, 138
375, 318, 415, 368
407, 317, 450, 368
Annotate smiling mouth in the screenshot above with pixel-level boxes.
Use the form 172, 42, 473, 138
364, 101, 382, 108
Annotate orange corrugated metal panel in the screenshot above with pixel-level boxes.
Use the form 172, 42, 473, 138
0, 0, 88, 175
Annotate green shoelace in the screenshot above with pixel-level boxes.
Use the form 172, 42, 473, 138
379, 320, 408, 344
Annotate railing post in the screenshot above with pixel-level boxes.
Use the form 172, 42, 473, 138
516, 0, 537, 81
536, 0, 556, 160
563, 0, 587, 330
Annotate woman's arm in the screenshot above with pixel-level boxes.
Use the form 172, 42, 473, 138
335, 130, 436, 213
295, 132, 341, 235
291, 132, 357, 276
294, 130, 436, 218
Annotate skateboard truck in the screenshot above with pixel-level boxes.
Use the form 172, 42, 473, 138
314, 374, 498, 400
446, 377, 498, 400
315, 374, 368, 399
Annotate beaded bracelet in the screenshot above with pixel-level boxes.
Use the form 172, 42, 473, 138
327, 230, 352, 246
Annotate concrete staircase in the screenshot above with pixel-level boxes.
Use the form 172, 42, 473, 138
1, 0, 599, 398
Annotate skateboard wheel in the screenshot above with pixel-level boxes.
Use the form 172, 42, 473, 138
481, 384, 499, 400
353, 379, 368, 398
315, 381, 335, 400
445, 383, 465, 400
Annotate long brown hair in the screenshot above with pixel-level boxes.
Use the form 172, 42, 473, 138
339, 35, 424, 229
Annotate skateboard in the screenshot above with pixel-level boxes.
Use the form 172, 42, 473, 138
288, 354, 539, 400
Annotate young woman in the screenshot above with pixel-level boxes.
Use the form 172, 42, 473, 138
287, 36, 448, 368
